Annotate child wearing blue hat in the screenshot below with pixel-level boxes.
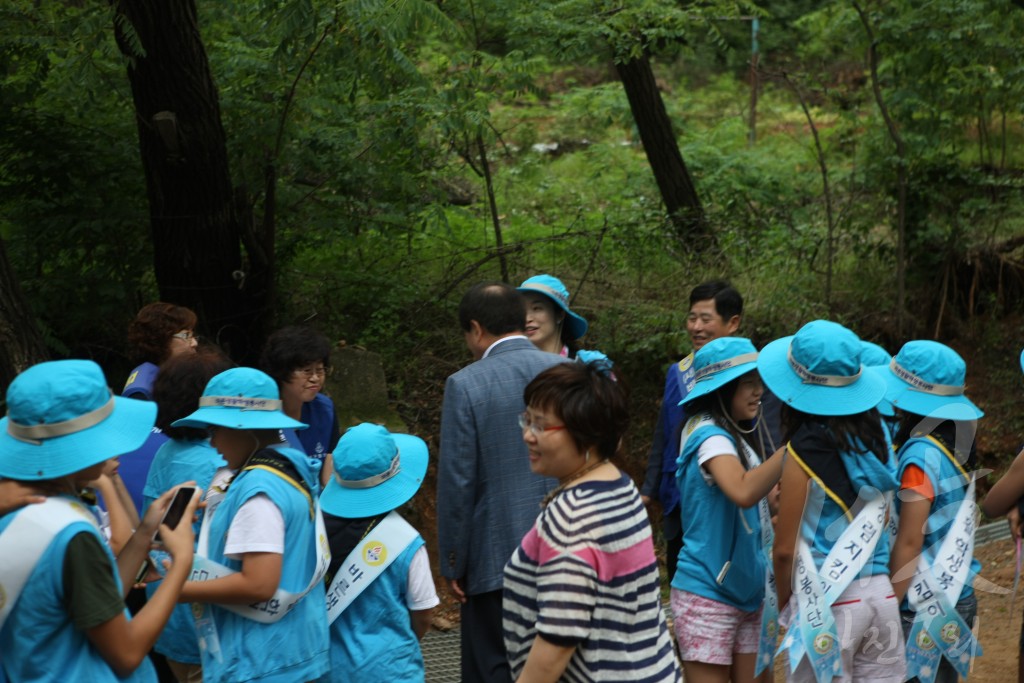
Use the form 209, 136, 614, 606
173, 367, 329, 682
0, 359, 199, 682
518, 274, 588, 358
762, 321, 904, 683
883, 341, 983, 683
318, 423, 438, 682
670, 337, 784, 682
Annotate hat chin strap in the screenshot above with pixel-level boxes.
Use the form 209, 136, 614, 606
7, 395, 115, 445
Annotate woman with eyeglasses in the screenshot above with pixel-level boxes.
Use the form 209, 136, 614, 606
124, 303, 200, 401
260, 325, 340, 488
503, 354, 680, 682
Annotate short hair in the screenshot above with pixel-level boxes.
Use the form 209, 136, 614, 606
523, 361, 630, 461
458, 282, 525, 336
689, 280, 743, 322
154, 348, 234, 439
127, 302, 198, 365
259, 326, 332, 386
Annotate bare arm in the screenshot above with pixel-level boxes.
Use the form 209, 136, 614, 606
982, 447, 1024, 517
410, 608, 434, 640
889, 492, 930, 602
515, 635, 576, 683
704, 446, 785, 509
0, 479, 45, 513
91, 475, 132, 555
179, 552, 283, 604
773, 454, 809, 611
85, 495, 197, 677
115, 484, 196, 596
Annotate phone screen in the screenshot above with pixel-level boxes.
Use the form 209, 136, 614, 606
155, 486, 197, 541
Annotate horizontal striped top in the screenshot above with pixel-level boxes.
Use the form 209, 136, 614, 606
503, 472, 681, 682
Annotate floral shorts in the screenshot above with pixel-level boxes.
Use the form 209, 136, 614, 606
670, 588, 761, 665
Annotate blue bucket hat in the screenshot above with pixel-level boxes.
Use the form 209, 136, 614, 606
1019, 347, 1024, 374
173, 367, 307, 431
680, 337, 758, 406
0, 360, 156, 480
518, 274, 588, 341
860, 341, 895, 417
320, 423, 428, 518
878, 341, 982, 420
758, 320, 885, 416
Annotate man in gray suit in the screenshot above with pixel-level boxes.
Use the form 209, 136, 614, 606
437, 281, 566, 682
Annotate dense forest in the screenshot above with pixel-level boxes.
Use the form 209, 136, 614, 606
3, 0, 1024, 485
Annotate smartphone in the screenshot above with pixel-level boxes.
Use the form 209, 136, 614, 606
155, 485, 198, 541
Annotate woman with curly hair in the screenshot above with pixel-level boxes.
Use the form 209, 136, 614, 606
124, 303, 199, 401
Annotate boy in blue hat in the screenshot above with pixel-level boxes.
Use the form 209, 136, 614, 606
0, 359, 199, 682
174, 367, 330, 683
319, 423, 438, 682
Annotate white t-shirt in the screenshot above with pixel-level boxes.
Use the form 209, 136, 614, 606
224, 493, 285, 558
406, 545, 440, 611
696, 434, 762, 485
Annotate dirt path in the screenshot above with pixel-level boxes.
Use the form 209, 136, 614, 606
971, 536, 1022, 682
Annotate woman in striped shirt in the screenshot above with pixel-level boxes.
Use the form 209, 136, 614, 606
503, 354, 681, 682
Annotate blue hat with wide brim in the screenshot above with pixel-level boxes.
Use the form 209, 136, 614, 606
320, 423, 428, 518
680, 337, 759, 406
878, 340, 983, 421
0, 360, 156, 480
173, 367, 308, 431
1019, 347, 1024, 375
518, 274, 588, 341
860, 341, 895, 417
758, 320, 886, 416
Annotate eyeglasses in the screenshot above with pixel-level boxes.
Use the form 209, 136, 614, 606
171, 331, 197, 341
292, 365, 330, 380
518, 412, 566, 438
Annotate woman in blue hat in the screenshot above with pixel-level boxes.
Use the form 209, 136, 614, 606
173, 367, 330, 682
670, 337, 784, 683
518, 274, 588, 358
0, 359, 199, 682
318, 423, 438, 682
762, 321, 904, 683
884, 341, 984, 683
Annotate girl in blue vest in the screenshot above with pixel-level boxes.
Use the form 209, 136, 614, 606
882, 341, 983, 683
671, 337, 785, 683
0, 359, 198, 682
318, 423, 438, 682
173, 367, 330, 683
762, 320, 904, 683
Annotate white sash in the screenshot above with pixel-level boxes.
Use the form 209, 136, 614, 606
325, 511, 419, 625
781, 488, 891, 681
0, 498, 100, 631
190, 472, 330, 624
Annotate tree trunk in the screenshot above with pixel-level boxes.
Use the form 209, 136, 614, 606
615, 54, 710, 243
113, 0, 270, 362
0, 237, 48, 390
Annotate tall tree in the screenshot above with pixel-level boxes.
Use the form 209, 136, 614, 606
113, 0, 270, 360
0, 237, 47, 389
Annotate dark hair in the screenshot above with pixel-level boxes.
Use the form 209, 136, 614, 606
259, 326, 332, 386
523, 362, 629, 460
893, 412, 977, 470
522, 290, 580, 358
689, 280, 743, 322
685, 373, 763, 462
154, 348, 234, 439
127, 302, 198, 365
458, 282, 525, 336
780, 405, 889, 464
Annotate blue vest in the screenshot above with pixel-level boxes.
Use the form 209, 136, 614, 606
896, 436, 980, 599
792, 439, 899, 579
143, 439, 224, 663
282, 393, 337, 466
202, 446, 329, 683
0, 503, 156, 682
672, 418, 766, 611
123, 362, 159, 400
320, 536, 427, 682
657, 356, 695, 512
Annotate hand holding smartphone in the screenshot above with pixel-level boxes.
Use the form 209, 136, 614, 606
134, 485, 198, 584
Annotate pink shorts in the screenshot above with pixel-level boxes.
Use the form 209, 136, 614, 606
670, 588, 762, 665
